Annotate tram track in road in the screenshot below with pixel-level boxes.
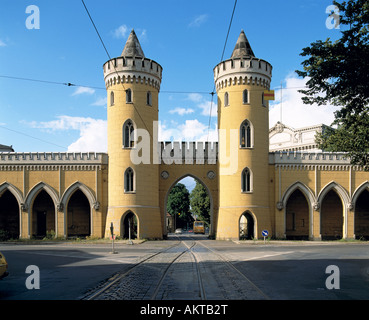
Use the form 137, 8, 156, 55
82, 235, 269, 300
194, 239, 270, 300
82, 240, 184, 300
83, 238, 204, 300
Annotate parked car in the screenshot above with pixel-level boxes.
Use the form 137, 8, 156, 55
175, 228, 182, 234
0, 251, 8, 279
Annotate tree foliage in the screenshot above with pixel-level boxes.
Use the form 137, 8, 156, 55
167, 183, 191, 226
190, 181, 210, 223
296, 0, 369, 169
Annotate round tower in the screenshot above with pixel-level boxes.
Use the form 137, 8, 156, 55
103, 30, 163, 239
214, 30, 273, 240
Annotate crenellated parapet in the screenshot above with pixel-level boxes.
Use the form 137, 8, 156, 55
158, 141, 218, 164
103, 56, 162, 90
214, 57, 272, 91
0, 152, 108, 170
269, 151, 361, 170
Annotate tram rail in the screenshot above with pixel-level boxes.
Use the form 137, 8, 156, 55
83, 234, 269, 300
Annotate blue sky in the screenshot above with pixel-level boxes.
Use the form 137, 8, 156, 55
0, 0, 342, 153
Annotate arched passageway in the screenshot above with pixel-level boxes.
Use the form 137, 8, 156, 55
121, 211, 137, 239
67, 189, 91, 237
32, 190, 55, 238
164, 175, 213, 235
355, 189, 369, 240
285, 189, 309, 240
0, 190, 20, 239
321, 190, 343, 240
239, 211, 254, 240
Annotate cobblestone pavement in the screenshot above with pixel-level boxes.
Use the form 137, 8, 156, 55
87, 239, 268, 300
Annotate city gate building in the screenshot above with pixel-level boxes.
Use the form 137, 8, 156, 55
1, 30, 369, 241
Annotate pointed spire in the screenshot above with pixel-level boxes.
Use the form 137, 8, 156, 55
121, 29, 145, 58
231, 30, 255, 58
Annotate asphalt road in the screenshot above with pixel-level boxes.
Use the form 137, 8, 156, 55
0, 236, 368, 300
0, 240, 177, 300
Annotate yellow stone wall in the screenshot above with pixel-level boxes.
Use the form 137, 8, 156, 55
273, 161, 369, 240
216, 81, 272, 240
104, 73, 162, 239
0, 155, 108, 239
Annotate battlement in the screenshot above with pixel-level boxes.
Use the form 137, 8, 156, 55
214, 57, 272, 90
0, 152, 108, 165
103, 56, 162, 90
158, 141, 218, 164
269, 151, 352, 167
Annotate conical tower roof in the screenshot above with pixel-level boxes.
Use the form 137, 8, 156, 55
231, 30, 255, 58
121, 29, 145, 58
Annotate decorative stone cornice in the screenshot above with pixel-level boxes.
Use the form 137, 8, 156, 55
0, 152, 108, 168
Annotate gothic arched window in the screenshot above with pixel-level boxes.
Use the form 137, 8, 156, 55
123, 119, 135, 148
126, 88, 132, 103
241, 167, 252, 193
224, 92, 229, 107
124, 167, 135, 193
147, 91, 152, 106
240, 120, 252, 148
243, 89, 249, 104
110, 91, 115, 106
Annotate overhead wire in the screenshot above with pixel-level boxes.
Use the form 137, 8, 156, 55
1, 1, 295, 151
207, 0, 238, 142
0, 74, 307, 93
0, 125, 68, 150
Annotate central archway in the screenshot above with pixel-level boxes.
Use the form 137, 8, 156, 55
163, 174, 214, 236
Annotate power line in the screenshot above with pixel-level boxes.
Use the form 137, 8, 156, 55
0, 125, 68, 150
0, 75, 77, 88
81, 0, 156, 139
0, 74, 308, 93
81, 0, 112, 61
220, 0, 238, 63
0, 74, 215, 94
207, 0, 238, 142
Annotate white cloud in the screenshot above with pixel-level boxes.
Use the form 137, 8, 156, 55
113, 25, 129, 38
187, 93, 203, 102
189, 14, 208, 27
158, 120, 217, 142
91, 96, 107, 107
112, 25, 147, 41
185, 93, 217, 117
269, 74, 339, 129
0, 39, 7, 47
25, 116, 107, 152
67, 119, 107, 152
198, 100, 217, 117
72, 86, 95, 96
169, 107, 195, 116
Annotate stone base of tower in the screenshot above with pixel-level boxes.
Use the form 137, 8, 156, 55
104, 207, 163, 240
216, 207, 272, 240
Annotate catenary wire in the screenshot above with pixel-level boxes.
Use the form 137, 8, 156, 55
207, 0, 238, 142
0, 125, 68, 150
0, 74, 306, 93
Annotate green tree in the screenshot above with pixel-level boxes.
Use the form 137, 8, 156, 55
190, 181, 210, 223
296, 0, 369, 169
167, 183, 191, 227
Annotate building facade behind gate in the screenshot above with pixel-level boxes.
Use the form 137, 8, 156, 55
1, 30, 369, 241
